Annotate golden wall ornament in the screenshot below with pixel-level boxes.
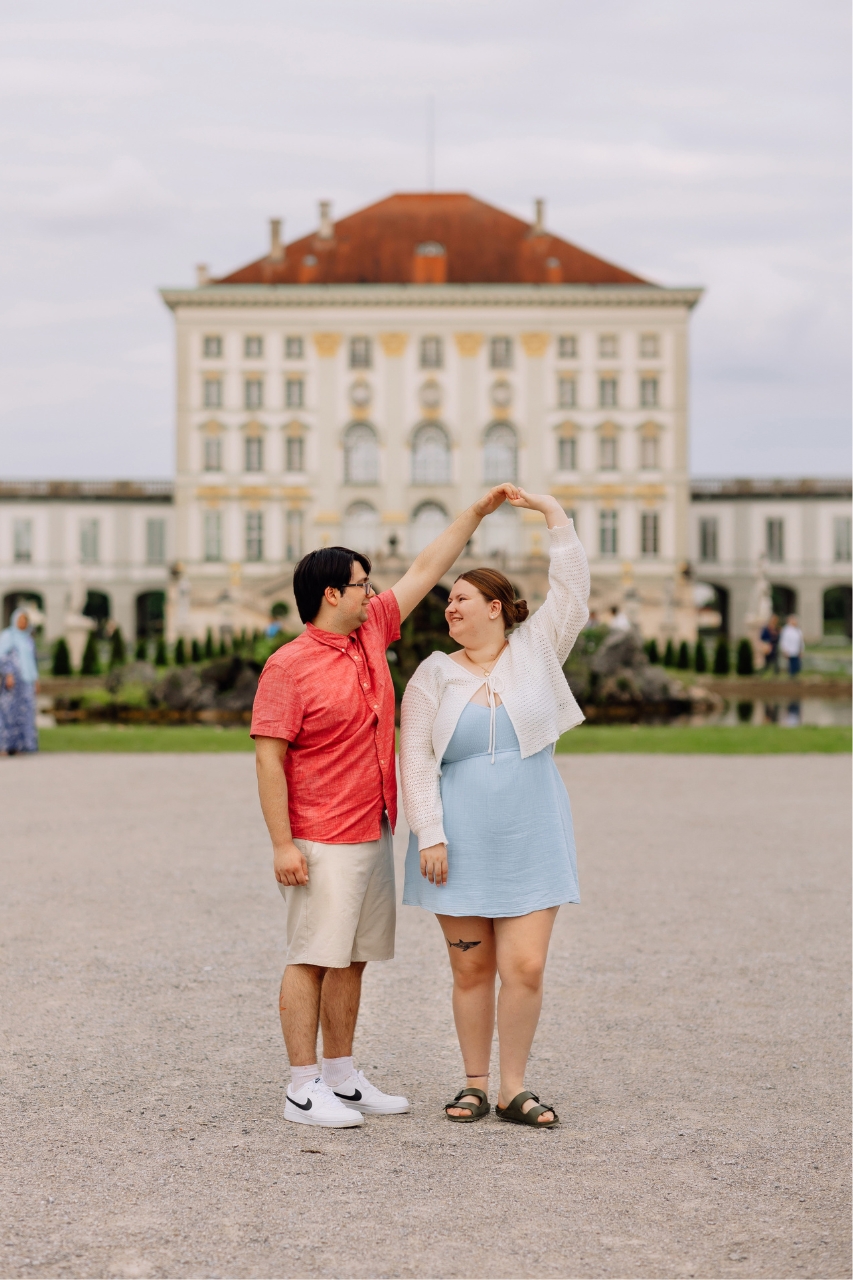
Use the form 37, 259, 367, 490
520, 332, 550, 357
379, 333, 408, 356
313, 333, 342, 357
454, 333, 484, 357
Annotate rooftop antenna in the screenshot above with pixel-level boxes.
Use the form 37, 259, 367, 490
426, 95, 435, 192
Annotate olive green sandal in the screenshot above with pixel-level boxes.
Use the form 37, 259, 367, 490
444, 1087, 490, 1123
495, 1091, 559, 1128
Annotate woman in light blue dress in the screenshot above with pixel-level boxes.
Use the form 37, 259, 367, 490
0, 607, 40, 755
400, 489, 590, 1128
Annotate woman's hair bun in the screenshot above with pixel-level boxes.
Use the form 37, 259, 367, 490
513, 598, 529, 624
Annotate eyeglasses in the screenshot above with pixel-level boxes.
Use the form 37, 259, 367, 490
339, 579, 375, 596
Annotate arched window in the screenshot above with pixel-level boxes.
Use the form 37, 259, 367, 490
480, 503, 518, 559
409, 502, 449, 556
344, 422, 379, 484
412, 422, 451, 485
483, 422, 517, 483
342, 502, 382, 555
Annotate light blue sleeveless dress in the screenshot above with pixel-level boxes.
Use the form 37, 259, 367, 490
403, 701, 579, 918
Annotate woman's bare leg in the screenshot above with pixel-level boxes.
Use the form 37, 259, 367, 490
494, 907, 559, 1121
435, 915, 496, 1115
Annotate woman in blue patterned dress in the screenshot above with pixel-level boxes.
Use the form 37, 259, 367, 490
400, 489, 590, 1128
0, 608, 40, 755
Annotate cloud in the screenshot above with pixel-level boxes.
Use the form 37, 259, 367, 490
0, 57, 157, 97
36, 157, 178, 222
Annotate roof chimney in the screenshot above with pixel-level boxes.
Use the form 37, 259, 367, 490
269, 218, 284, 261
533, 198, 546, 235
196, 263, 210, 286
318, 200, 334, 240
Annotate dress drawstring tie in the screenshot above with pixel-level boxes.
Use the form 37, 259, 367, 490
483, 674, 505, 764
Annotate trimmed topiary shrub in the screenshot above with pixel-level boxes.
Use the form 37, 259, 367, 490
191, 638, 202, 662
52, 637, 72, 677
713, 637, 730, 675
134, 638, 147, 661
109, 627, 126, 668
663, 639, 676, 667
694, 640, 707, 673
174, 637, 186, 665
645, 638, 660, 664
219, 637, 228, 656
204, 628, 214, 659
736, 638, 754, 676
676, 640, 691, 670
154, 637, 168, 666
81, 630, 101, 676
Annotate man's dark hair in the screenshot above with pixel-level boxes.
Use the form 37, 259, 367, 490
292, 546, 371, 624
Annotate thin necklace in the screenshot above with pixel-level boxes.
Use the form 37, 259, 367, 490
465, 640, 508, 678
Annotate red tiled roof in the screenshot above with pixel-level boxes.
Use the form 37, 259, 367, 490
216, 193, 649, 286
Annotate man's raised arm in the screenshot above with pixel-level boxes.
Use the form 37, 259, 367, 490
391, 484, 519, 622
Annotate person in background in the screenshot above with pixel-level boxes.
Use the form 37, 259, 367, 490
759, 614, 780, 674
778, 615, 805, 678
265, 617, 283, 639
0, 607, 39, 755
608, 604, 631, 633
583, 609, 599, 630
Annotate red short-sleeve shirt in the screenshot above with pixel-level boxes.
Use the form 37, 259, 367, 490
250, 589, 401, 843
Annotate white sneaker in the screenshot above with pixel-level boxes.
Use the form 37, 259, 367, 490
332, 1070, 410, 1115
284, 1076, 364, 1128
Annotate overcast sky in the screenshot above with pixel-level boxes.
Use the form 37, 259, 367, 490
0, 0, 849, 479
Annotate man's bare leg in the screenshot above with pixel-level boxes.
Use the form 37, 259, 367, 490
319, 961, 366, 1058
279, 963, 325, 1065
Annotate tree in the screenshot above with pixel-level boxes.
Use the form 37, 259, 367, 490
52, 637, 72, 677
109, 627, 126, 668
174, 637, 186, 665
645, 638, 660, 664
736, 638, 754, 676
191, 638, 202, 662
204, 628, 214, 659
694, 640, 707, 673
676, 640, 691, 670
80, 630, 101, 676
154, 637, 168, 666
663, 639, 676, 667
134, 638, 147, 661
219, 637, 228, 656
713, 637, 730, 676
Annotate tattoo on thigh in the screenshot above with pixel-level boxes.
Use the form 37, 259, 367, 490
447, 939, 482, 952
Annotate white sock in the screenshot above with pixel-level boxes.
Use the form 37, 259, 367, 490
290, 1063, 320, 1093
322, 1055, 355, 1089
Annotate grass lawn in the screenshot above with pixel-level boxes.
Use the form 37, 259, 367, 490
555, 724, 851, 754
36, 722, 851, 754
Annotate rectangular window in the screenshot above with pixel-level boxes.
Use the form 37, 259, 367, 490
285, 435, 304, 472
640, 435, 659, 470
599, 334, 618, 358
599, 510, 618, 556
420, 336, 443, 368
490, 336, 513, 369
558, 335, 577, 359
350, 336, 372, 368
203, 435, 222, 472
80, 518, 99, 564
244, 436, 263, 472
13, 519, 32, 563
146, 518, 166, 565
599, 435, 618, 470
203, 377, 222, 409
641, 511, 659, 557
204, 510, 222, 562
558, 376, 576, 408
286, 509, 303, 561
203, 335, 222, 358
285, 377, 304, 408
244, 335, 263, 358
245, 511, 263, 562
244, 378, 263, 410
699, 517, 718, 563
640, 376, 659, 407
639, 333, 659, 358
599, 377, 618, 408
558, 436, 577, 471
766, 518, 784, 563
285, 335, 304, 359
834, 516, 852, 562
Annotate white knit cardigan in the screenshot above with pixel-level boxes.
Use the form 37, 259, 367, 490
400, 520, 590, 851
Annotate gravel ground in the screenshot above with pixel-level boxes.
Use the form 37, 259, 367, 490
0, 754, 849, 1280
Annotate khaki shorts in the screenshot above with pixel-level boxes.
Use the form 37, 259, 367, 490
278, 815, 396, 968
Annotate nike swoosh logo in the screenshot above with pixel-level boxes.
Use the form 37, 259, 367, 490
334, 1088, 362, 1102
286, 1094, 312, 1111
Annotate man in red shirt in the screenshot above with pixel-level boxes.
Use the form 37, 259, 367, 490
253, 485, 518, 1127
